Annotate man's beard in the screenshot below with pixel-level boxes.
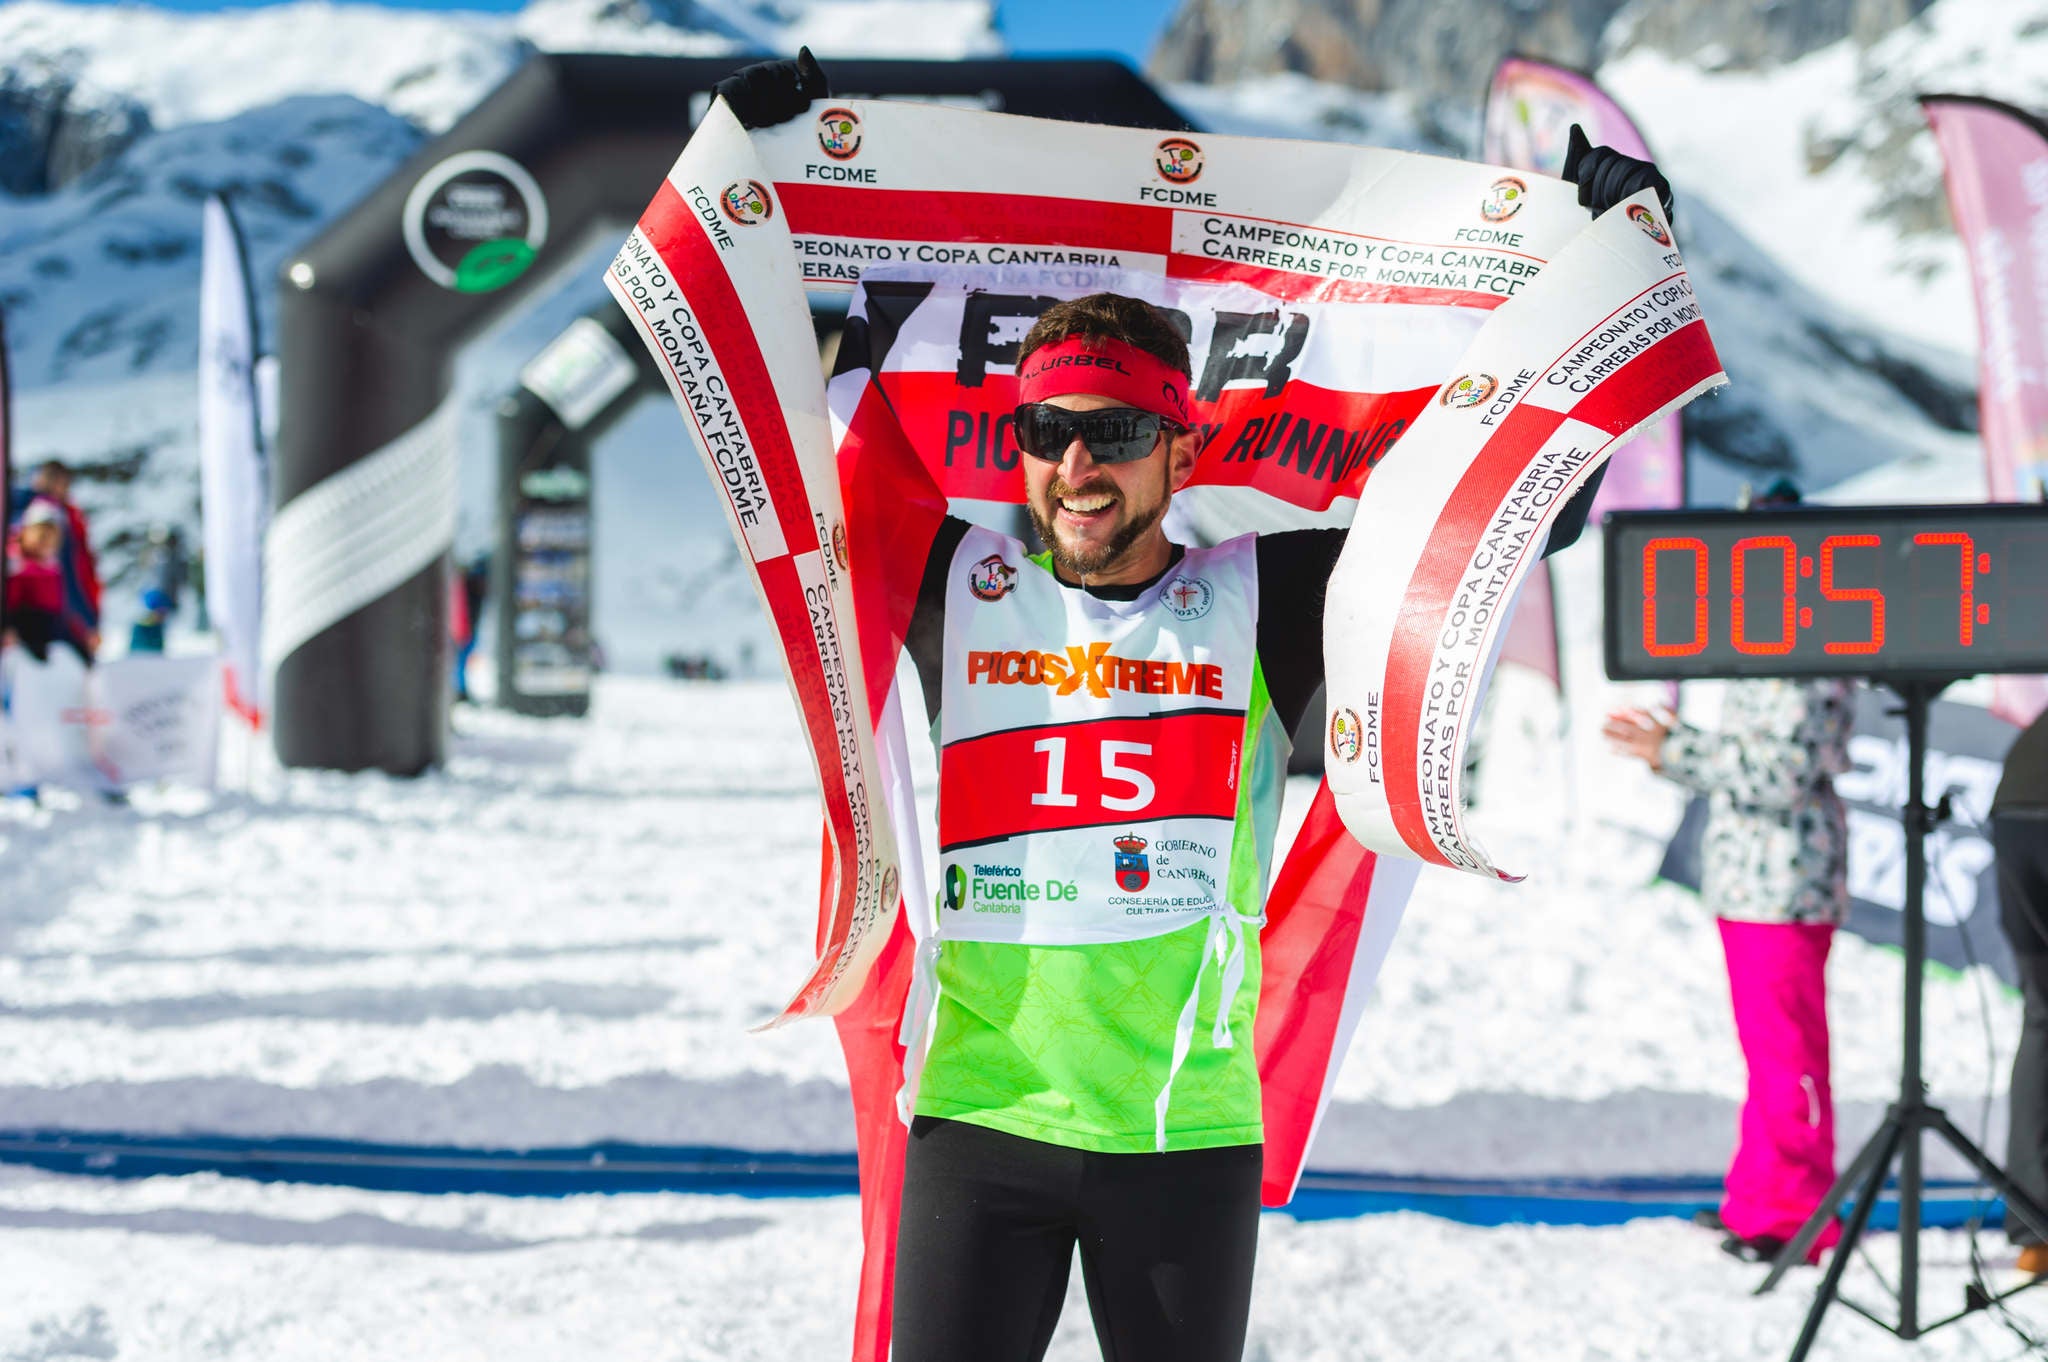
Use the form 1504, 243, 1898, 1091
1027, 473, 1168, 580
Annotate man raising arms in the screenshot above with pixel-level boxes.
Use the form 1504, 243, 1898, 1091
711, 52, 1665, 1362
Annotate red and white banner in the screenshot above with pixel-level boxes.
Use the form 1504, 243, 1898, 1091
1924, 94, 2048, 728
1324, 202, 1720, 880
609, 98, 1724, 1361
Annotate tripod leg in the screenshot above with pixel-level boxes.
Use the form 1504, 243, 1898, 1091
1758, 1111, 1897, 1296
1924, 1107, 2048, 1248
1785, 1118, 1902, 1362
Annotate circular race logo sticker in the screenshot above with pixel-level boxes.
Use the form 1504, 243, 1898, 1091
1163, 575, 1213, 620
1481, 175, 1528, 223
1628, 203, 1673, 246
880, 864, 898, 908
968, 553, 1017, 602
721, 180, 774, 226
818, 107, 863, 161
1329, 707, 1363, 763
831, 520, 850, 572
1155, 137, 1204, 184
402, 150, 549, 293
1440, 373, 1499, 409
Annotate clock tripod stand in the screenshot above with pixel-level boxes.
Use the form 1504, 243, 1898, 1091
1753, 678, 2048, 1360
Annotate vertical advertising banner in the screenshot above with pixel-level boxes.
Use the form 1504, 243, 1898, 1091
1923, 95, 2048, 729
0, 309, 12, 646
1484, 56, 1686, 523
199, 195, 268, 727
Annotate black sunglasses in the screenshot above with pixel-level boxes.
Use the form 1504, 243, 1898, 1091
1013, 403, 1181, 465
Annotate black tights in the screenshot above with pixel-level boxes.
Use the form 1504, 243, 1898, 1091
891, 1116, 1262, 1362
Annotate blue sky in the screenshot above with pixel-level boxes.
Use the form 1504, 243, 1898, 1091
86, 0, 1182, 67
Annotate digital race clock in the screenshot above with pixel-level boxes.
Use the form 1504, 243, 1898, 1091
1603, 504, 2048, 682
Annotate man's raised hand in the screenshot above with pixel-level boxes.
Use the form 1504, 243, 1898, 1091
712, 46, 831, 129
1562, 123, 1676, 222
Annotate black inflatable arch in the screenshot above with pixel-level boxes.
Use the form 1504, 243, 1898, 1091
272, 53, 1192, 775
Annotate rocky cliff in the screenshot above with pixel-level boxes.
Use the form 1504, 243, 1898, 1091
1151, 0, 1938, 103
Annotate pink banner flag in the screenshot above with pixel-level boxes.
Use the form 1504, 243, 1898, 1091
1924, 95, 2048, 727
1485, 56, 1685, 526
0, 310, 11, 645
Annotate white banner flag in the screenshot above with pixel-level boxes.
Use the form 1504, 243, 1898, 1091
200, 195, 268, 727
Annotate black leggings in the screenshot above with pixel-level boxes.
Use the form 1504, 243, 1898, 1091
892, 1116, 1262, 1362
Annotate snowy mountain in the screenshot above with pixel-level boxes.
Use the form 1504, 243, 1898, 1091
0, 0, 2027, 656
0, 0, 997, 660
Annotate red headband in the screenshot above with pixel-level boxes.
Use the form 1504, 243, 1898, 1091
1016, 336, 1194, 426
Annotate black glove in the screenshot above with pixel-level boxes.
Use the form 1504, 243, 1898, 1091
712, 47, 830, 130
1562, 123, 1675, 222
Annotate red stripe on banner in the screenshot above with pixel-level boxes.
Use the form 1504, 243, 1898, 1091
833, 909, 914, 1362
776, 184, 1172, 255
840, 384, 949, 706
1254, 780, 1377, 1205
643, 181, 820, 557
752, 552, 863, 1010
875, 369, 1434, 510
1380, 401, 1569, 866
1565, 319, 1720, 434
1169, 254, 1513, 311
938, 712, 1243, 849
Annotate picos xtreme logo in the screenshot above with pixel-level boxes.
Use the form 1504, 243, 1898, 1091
966, 644, 1224, 699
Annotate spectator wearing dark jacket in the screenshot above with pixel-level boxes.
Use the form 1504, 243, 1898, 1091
1994, 709, 2048, 1275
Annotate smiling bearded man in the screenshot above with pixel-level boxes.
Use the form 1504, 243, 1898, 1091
882, 290, 1607, 1361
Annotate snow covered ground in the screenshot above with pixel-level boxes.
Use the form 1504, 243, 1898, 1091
4, 1165, 2044, 1362
2, 670, 2046, 1357
6, 0, 2048, 1354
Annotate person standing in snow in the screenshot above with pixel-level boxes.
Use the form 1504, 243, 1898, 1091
27, 461, 99, 662
1992, 707, 2048, 1276
3, 500, 70, 664
1603, 482, 1852, 1266
714, 51, 1665, 1360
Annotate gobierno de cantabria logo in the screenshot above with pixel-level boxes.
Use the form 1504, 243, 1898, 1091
818, 107, 863, 161
1113, 834, 1151, 892
721, 180, 774, 226
1481, 175, 1527, 223
403, 150, 549, 294
1440, 373, 1499, 409
1155, 137, 1204, 184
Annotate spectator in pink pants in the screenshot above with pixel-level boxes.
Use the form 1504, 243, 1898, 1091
1606, 669, 1856, 1265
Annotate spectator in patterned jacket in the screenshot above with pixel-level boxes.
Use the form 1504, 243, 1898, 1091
1603, 479, 1855, 1266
